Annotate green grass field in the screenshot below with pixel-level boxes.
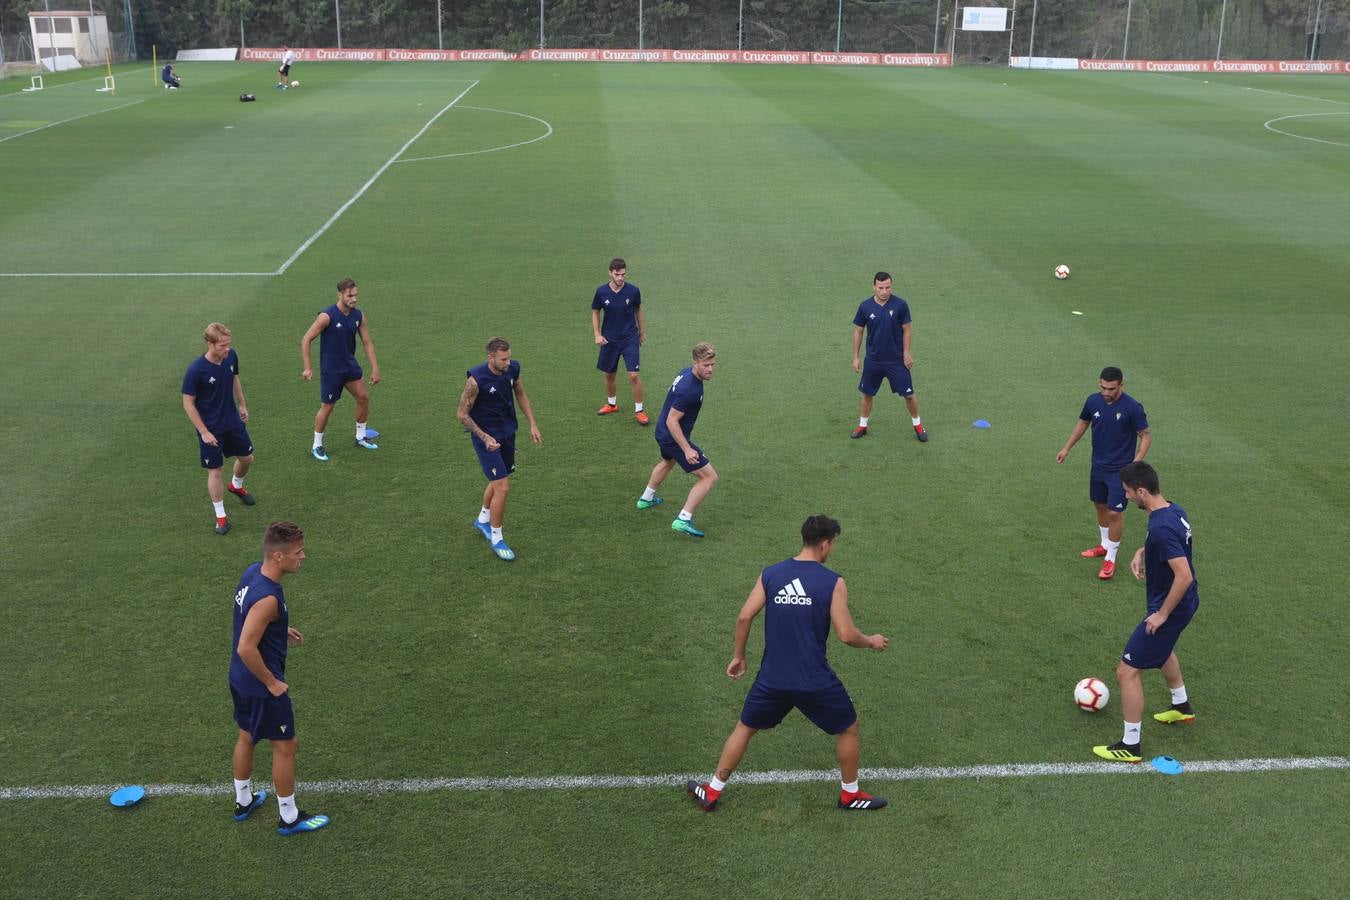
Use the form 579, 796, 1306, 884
2, 59, 1347, 897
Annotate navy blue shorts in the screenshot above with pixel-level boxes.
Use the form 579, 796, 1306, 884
596, 339, 639, 375
231, 684, 296, 744
473, 433, 516, 481
739, 679, 858, 735
858, 360, 913, 397
320, 367, 362, 404
1122, 606, 1196, 669
1089, 465, 1128, 512
198, 426, 253, 469
658, 437, 708, 474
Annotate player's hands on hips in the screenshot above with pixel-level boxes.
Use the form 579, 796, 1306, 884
852, 356, 862, 374
595, 333, 607, 345
268, 679, 289, 697
1144, 611, 1168, 635
484, 435, 501, 452
237, 405, 249, 423
369, 367, 381, 386
200, 429, 219, 446
1130, 547, 1146, 580
684, 447, 700, 466
869, 634, 889, 651
301, 368, 313, 381
903, 351, 914, 369
727, 657, 747, 679
287, 627, 304, 646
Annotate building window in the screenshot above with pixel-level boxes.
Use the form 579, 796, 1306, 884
54, 17, 74, 33
80, 18, 90, 33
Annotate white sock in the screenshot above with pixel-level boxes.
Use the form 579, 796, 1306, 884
1099, 526, 1110, 547
1170, 685, 1188, 705
356, 421, 367, 440
640, 486, 656, 501
278, 793, 298, 824
231, 475, 245, 490
1104, 539, 1121, 563
911, 416, 921, 427
212, 500, 226, 518
634, 402, 644, 413
709, 775, 727, 792
859, 416, 869, 427
841, 780, 859, 794
478, 506, 491, 524
1123, 721, 1141, 745
607, 396, 618, 406
678, 510, 693, 521
313, 431, 324, 449
234, 779, 252, 805
490, 526, 503, 543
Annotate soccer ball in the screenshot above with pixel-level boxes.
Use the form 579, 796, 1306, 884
1074, 677, 1109, 712
1054, 264, 1071, 280
291, 80, 300, 87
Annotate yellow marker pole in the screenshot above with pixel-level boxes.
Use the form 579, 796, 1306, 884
106, 48, 115, 95
151, 45, 156, 87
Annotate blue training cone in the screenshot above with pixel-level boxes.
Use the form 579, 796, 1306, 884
109, 785, 146, 808
1150, 756, 1184, 775
973, 419, 991, 429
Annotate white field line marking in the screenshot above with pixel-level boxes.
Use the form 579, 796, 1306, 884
274, 80, 478, 274
398, 106, 553, 163
0, 271, 276, 278
0, 98, 143, 144
2, 756, 1346, 801
1264, 112, 1350, 149
347, 78, 481, 83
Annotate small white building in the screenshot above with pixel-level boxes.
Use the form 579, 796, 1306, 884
28, 9, 112, 70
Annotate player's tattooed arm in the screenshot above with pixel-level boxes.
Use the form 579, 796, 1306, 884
456, 377, 489, 440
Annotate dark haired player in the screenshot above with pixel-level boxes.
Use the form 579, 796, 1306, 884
591, 257, 648, 424
687, 515, 890, 812
850, 272, 927, 442
229, 521, 329, 834
1056, 367, 1151, 579
457, 337, 542, 561
182, 322, 255, 535
637, 343, 718, 537
1093, 462, 1199, 763
301, 277, 382, 461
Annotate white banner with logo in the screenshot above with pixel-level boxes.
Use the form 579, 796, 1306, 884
962, 7, 1009, 31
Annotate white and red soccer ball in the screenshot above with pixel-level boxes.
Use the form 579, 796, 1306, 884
1054, 264, 1071, 280
1074, 677, 1109, 712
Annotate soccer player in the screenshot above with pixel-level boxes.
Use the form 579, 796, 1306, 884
637, 343, 718, 537
161, 63, 181, 89
686, 515, 890, 812
277, 45, 296, 89
181, 322, 256, 535
300, 277, 382, 461
591, 257, 648, 425
1055, 366, 1151, 579
1092, 462, 1199, 763
229, 521, 329, 834
457, 337, 542, 561
850, 272, 928, 442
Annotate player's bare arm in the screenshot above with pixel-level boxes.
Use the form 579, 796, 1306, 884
233, 374, 249, 423
287, 626, 304, 645
513, 377, 542, 444
299, 312, 330, 380
1057, 420, 1089, 463
182, 394, 218, 446
637, 307, 646, 345
1134, 428, 1152, 462
728, 579, 768, 678
829, 579, 888, 650
358, 319, 380, 384
592, 309, 607, 345
237, 596, 287, 696
902, 322, 914, 369
851, 325, 864, 374
665, 408, 698, 464
1130, 547, 1146, 580
456, 377, 497, 449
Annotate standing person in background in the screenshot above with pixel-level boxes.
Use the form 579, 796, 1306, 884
592, 257, 648, 425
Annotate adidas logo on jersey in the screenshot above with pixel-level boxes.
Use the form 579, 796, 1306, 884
773, 578, 813, 606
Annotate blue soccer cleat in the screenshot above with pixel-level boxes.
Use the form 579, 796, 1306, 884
636, 496, 663, 510
233, 789, 268, 822
473, 519, 492, 542
277, 810, 329, 835
671, 518, 704, 537
354, 437, 378, 451
491, 539, 516, 561
311, 445, 329, 462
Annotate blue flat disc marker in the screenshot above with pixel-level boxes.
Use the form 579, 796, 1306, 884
364, 428, 380, 439
1151, 756, 1184, 775
109, 785, 146, 808
973, 419, 991, 429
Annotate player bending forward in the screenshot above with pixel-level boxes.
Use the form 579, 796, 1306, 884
687, 515, 890, 812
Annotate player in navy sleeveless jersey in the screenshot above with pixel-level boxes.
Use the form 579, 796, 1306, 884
637, 343, 719, 537
1056, 367, 1152, 579
1092, 463, 1200, 764
457, 337, 542, 561
687, 515, 890, 812
229, 521, 329, 834
591, 257, 648, 425
850, 272, 928, 442
181, 322, 256, 535
300, 277, 382, 461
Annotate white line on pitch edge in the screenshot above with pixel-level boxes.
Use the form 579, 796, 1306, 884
0, 271, 276, 278
273, 80, 479, 275
2, 756, 1345, 801
0, 99, 143, 144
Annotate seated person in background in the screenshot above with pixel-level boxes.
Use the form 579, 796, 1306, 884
162, 63, 181, 88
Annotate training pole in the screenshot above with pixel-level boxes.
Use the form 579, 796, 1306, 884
152, 44, 156, 86
105, 48, 114, 94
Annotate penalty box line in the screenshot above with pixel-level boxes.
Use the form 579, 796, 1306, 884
2, 755, 1346, 802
